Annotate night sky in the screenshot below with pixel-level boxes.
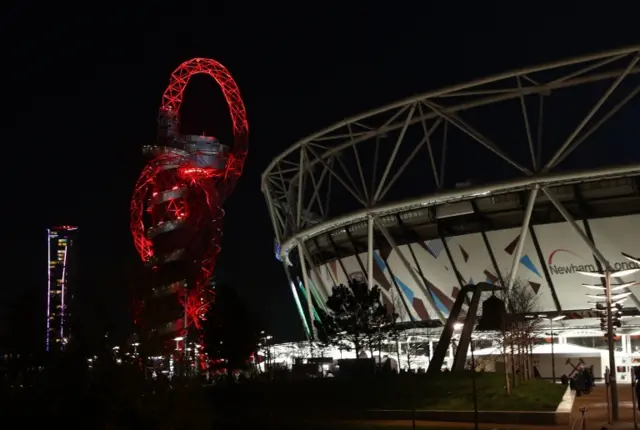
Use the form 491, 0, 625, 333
2, 3, 638, 350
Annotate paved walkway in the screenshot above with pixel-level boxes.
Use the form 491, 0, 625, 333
326, 420, 564, 429
571, 384, 638, 429
315, 385, 639, 430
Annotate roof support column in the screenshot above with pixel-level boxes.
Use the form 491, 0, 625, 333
282, 262, 311, 341
543, 188, 609, 268
297, 243, 317, 341
507, 186, 539, 289
367, 215, 374, 290
299, 241, 330, 308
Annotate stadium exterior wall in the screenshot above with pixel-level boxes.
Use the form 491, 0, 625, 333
308, 214, 640, 323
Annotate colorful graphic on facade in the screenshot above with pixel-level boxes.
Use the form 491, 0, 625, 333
308, 214, 640, 322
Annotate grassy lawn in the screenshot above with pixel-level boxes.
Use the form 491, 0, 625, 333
410, 374, 566, 411
211, 373, 566, 413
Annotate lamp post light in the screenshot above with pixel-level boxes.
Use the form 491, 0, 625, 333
174, 336, 184, 351
579, 265, 639, 422
264, 334, 273, 368
539, 315, 565, 383
131, 342, 140, 357
173, 336, 186, 377
260, 331, 274, 370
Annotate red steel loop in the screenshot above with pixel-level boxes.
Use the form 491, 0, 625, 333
162, 57, 249, 180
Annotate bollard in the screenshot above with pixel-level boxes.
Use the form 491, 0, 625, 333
632, 372, 638, 430
412, 407, 416, 430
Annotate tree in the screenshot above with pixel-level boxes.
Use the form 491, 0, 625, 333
494, 277, 541, 392
389, 293, 412, 370
316, 308, 347, 350
315, 280, 396, 358
506, 278, 541, 384
202, 282, 262, 375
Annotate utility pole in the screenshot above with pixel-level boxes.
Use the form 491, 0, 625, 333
545, 315, 565, 384
605, 269, 619, 422
579, 255, 640, 423
550, 317, 556, 384
471, 340, 479, 430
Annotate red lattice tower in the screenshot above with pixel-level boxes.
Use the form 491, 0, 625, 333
130, 58, 248, 351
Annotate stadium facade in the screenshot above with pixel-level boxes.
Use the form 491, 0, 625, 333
262, 46, 640, 350
307, 176, 640, 322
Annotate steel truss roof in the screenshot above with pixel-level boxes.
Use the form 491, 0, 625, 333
262, 46, 640, 259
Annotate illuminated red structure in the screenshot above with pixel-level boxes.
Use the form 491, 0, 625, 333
130, 58, 248, 351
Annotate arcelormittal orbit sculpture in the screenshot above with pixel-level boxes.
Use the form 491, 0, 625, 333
130, 58, 248, 353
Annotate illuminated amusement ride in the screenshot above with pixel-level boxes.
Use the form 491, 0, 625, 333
130, 58, 248, 355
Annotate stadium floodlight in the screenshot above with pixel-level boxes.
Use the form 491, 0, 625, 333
538, 314, 565, 383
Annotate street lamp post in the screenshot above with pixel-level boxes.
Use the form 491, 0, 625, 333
265, 334, 273, 369
543, 315, 565, 384
454, 321, 478, 430
470, 339, 479, 430
174, 336, 184, 351
260, 331, 274, 371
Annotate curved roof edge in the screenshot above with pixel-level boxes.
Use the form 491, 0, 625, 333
278, 163, 640, 260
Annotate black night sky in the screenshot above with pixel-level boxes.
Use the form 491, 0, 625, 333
1, 3, 638, 350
